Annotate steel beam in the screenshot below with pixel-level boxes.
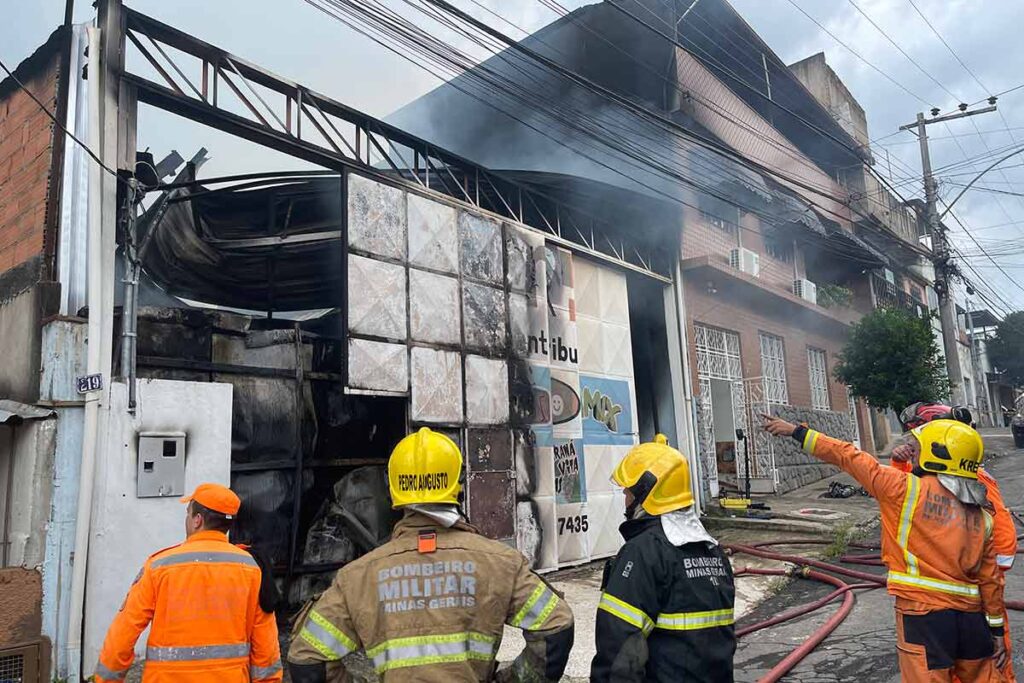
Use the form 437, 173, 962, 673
122, 8, 674, 280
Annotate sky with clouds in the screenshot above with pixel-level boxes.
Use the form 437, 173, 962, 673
5, 0, 1024, 311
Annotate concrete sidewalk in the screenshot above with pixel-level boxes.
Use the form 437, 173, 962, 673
705, 468, 881, 537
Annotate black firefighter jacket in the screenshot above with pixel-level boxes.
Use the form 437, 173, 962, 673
590, 515, 736, 682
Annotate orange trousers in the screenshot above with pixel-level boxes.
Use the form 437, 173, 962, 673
952, 611, 1014, 683
895, 605, 1005, 682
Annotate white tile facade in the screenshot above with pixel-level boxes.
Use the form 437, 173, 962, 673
348, 339, 408, 393
409, 269, 460, 345
347, 254, 407, 340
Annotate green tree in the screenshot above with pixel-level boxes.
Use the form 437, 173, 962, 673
987, 310, 1024, 388
833, 307, 949, 413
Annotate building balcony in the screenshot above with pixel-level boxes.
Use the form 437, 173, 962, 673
871, 273, 929, 318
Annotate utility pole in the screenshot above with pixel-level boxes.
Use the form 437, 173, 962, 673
900, 103, 997, 405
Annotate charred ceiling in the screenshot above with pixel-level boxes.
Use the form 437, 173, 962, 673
135, 174, 343, 312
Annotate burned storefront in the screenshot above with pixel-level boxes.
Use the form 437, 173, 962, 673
11, 7, 691, 675
121, 161, 686, 609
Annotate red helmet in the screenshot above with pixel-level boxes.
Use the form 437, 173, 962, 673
899, 402, 973, 431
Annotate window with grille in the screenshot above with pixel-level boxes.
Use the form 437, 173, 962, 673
759, 333, 789, 405
694, 324, 743, 381
0, 642, 39, 683
807, 348, 830, 410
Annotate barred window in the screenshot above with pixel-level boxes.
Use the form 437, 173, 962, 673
759, 333, 789, 405
807, 348, 831, 411
694, 324, 742, 381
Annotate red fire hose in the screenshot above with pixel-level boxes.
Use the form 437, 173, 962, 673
729, 535, 1024, 680
726, 543, 887, 585
734, 570, 876, 637
749, 538, 879, 551
733, 565, 864, 683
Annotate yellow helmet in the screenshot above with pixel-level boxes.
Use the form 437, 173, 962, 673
612, 434, 694, 516
912, 419, 984, 479
388, 427, 463, 508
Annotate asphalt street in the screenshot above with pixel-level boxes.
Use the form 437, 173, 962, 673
733, 428, 1024, 682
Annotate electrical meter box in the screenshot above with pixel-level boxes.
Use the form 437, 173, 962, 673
137, 431, 186, 498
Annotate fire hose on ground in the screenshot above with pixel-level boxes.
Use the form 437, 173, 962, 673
727, 540, 1024, 682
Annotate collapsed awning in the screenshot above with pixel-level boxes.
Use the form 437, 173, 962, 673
767, 188, 827, 236
688, 145, 773, 205
759, 184, 885, 268
828, 229, 888, 268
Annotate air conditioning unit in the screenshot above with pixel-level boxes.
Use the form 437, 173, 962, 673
793, 278, 818, 304
729, 248, 760, 277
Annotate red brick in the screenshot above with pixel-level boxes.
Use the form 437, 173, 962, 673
0, 46, 60, 279
12, 235, 44, 267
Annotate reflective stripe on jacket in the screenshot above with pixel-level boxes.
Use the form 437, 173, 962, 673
286, 513, 574, 682
94, 530, 282, 683
802, 428, 1004, 628
891, 460, 1017, 570
591, 515, 735, 683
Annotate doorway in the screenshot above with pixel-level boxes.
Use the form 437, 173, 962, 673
693, 324, 744, 497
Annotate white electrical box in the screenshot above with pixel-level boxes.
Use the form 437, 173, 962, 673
137, 431, 186, 498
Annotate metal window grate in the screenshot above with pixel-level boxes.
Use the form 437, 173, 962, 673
0, 652, 25, 682
759, 333, 789, 405
846, 387, 862, 449
807, 348, 831, 411
694, 324, 742, 381
0, 642, 39, 683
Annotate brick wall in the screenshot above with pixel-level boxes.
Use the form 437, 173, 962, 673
0, 35, 62, 288
681, 200, 808, 299
684, 274, 851, 414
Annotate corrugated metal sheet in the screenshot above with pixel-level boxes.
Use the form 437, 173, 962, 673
0, 400, 55, 424
57, 24, 90, 316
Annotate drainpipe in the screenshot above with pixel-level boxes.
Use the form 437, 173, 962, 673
672, 260, 702, 511
65, 25, 103, 679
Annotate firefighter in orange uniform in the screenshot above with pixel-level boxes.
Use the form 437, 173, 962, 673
763, 416, 1007, 682
892, 403, 1018, 682
93, 483, 282, 683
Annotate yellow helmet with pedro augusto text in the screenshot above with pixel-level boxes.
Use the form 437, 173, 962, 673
612, 434, 694, 516
388, 427, 463, 508
911, 418, 984, 479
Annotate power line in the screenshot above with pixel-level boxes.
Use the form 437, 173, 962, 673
941, 201, 1024, 298
305, 0, 895, 264
943, 182, 1024, 199
845, 0, 960, 104
410, 0, 882, 223
905, 0, 989, 95
877, 127, 1024, 146
782, 0, 933, 107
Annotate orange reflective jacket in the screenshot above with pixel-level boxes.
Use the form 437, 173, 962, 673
803, 430, 1004, 625
892, 459, 1017, 570
94, 530, 282, 683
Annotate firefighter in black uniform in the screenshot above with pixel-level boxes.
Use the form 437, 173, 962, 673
590, 435, 735, 683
